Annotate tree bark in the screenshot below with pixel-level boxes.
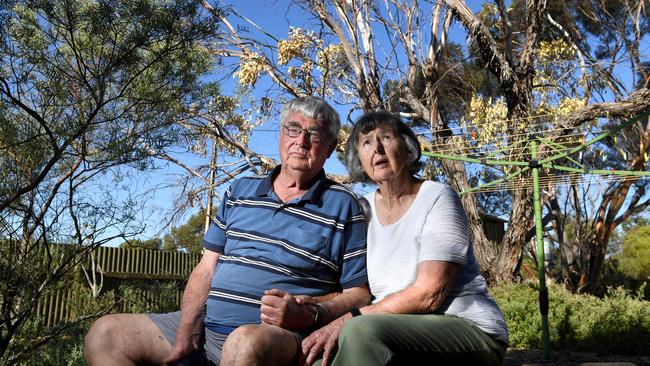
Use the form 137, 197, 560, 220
579, 116, 650, 293
442, 158, 497, 276
493, 186, 534, 282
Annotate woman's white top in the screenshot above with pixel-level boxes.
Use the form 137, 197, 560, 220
364, 180, 509, 343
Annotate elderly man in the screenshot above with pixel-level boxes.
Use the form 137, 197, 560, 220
84, 96, 370, 366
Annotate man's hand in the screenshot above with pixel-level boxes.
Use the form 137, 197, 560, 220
163, 332, 200, 365
260, 289, 315, 329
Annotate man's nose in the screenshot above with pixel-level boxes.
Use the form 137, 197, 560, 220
295, 129, 311, 146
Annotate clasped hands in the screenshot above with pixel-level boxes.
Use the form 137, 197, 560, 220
259, 288, 318, 329
260, 289, 344, 366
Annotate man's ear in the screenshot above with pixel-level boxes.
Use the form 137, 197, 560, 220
327, 139, 338, 158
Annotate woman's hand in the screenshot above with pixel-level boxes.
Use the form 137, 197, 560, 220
300, 315, 348, 366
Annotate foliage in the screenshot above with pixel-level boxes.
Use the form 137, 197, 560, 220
119, 237, 163, 250
616, 224, 650, 279
212, 0, 650, 291
0, 0, 217, 363
5, 280, 117, 365
491, 282, 650, 355
11, 277, 186, 365
118, 279, 185, 314
236, 25, 352, 99
162, 211, 207, 254
597, 257, 650, 300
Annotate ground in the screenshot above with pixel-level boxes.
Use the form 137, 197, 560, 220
503, 349, 650, 366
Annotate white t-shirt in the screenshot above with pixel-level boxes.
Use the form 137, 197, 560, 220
364, 180, 509, 343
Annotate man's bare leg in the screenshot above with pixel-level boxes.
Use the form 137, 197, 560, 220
220, 323, 299, 366
84, 314, 172, 366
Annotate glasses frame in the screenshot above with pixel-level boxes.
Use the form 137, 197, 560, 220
281, 124, 328, 144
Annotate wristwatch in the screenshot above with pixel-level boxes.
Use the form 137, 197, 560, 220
349, 307, 362, 317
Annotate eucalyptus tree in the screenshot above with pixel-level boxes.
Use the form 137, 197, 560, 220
0, 0, 217, 362
617, 220, 650, 280
206, 0, 650, 292
539, 0, 650, 292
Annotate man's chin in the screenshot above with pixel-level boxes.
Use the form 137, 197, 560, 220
284, 162, 314, 173
287, 164, 309, 171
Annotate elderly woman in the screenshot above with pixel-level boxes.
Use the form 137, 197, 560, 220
301, 111, 508, 366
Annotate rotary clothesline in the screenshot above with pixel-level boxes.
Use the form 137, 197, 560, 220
464, 173, 646, 194
421, 109, 650, 361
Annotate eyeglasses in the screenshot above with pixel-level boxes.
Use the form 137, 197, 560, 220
281, 124, 328, 144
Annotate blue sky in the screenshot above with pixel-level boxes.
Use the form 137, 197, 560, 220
110, 1, 649, 245
124, 1, 370, 242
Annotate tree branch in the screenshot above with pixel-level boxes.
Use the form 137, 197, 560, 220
443, 0, 515, 87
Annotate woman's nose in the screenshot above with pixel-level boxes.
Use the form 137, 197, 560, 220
374, 137, 385, 152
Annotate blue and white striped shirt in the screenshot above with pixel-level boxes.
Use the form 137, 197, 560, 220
203, 167, 368, 334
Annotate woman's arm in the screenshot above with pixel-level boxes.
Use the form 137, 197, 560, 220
360, 259, 460, 315
301, 260, 459, 366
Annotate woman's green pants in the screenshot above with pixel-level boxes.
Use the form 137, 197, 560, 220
314, 313, 506, 366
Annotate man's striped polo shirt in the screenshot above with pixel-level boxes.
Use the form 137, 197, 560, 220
202, 167, 368, 335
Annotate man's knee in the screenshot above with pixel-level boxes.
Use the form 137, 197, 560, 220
223, 325, 269, 359
85, 313, 166, 365
85, 314, 128, 364
85, 315, 119, 351
222, 324, 297, 365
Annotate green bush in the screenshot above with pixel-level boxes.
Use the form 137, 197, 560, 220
119, 279, 185, 314
10, 279, 185, 365
9, 281, 116, 365
491, 282, 650, 355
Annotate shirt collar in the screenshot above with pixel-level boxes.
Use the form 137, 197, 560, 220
255, 165, 328, 204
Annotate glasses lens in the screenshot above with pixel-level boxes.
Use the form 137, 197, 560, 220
283, 125, 299, 137
309, 131, 323, 143
283, 125, 326, 143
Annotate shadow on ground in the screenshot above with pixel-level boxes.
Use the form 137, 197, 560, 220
503, 349, 650, 366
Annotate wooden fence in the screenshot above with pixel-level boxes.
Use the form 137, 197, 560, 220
32, 216, 505, 327
89, 246, 200, 279
35, 286, 81, 328
34, 246, 200, 327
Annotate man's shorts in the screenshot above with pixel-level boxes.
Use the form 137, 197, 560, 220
149, 312, 306, 365
149, 312, 226, 365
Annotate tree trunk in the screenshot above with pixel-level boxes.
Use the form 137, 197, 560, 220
493, 187, 534, 283
579, 183, 630, 293
441, 158, 497, 277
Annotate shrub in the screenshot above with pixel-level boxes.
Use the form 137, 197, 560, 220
10, 278, 185, 365
491, 282, 650, 355
8, 281, 116, 365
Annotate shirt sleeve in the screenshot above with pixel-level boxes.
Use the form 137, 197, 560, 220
418, 185, 471, 266
339, 199, 368, 288
202, 184, 232, 254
